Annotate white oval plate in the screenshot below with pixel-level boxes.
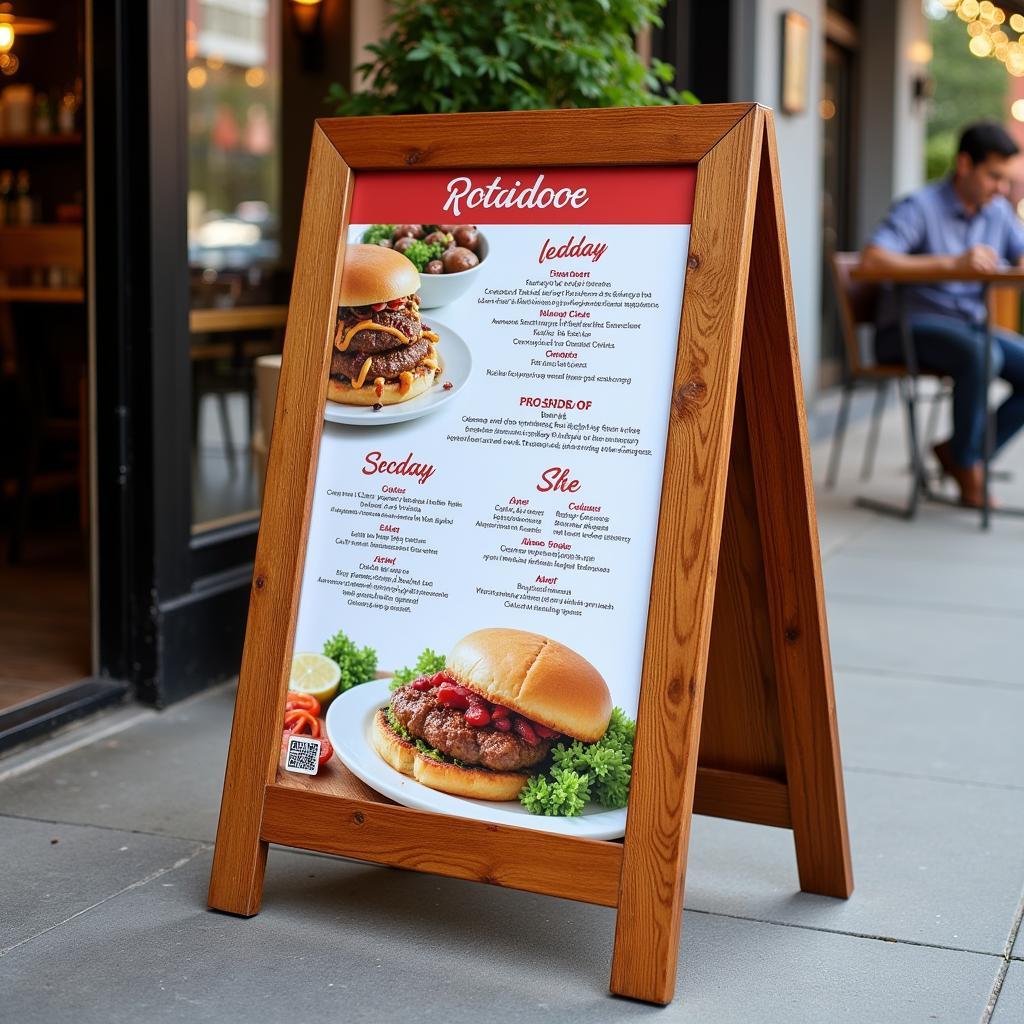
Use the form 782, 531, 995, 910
323, 318, 471, 427
326, 678, 628, 840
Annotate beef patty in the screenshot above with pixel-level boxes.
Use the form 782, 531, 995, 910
332, 335, 430, 383
390, 685, 554, 772
339, 308, 421, 354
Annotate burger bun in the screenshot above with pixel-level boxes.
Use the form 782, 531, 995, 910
340, 244, 421, 306
447, 628, 612, 743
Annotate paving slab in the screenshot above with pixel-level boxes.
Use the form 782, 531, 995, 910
825, 549, 1024, 616
0, 845, 999, 1024
0, 816, 205, 952
809, 493, 879, 560
0, 685, 235, 842
835, 670, 1024, 789
992, 963, 1024, 1023
827, 597, 1024, 688
825, 510, 1024, 566
684, 770, 1024, 955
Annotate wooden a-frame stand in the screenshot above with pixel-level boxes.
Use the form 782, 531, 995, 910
208, 104, 852, 1007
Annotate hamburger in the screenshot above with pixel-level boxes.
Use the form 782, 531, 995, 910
373, 628, 613, 801
328, 243, 441, 406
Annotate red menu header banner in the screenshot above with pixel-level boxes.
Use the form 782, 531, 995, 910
350, 166, 696, 226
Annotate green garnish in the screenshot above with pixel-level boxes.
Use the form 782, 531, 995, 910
361, 223, 394, 246
520, 707, 635, 816
322, 629, 377, 693
520, 767, 591, 817
359, 224, 451, 272
401, 238, 446, 272
389, 647, 447, 691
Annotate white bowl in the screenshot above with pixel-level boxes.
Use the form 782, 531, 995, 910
416, 232, 488, 309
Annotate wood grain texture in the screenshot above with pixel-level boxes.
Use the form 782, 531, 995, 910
275, 757, 790, 831
740, 113, 853, 898
317, 104, 755, 169
262, 783, 624, 907
609, 108, 765, 1006
208, 124, 352, 916
700, 385, 788, 780
692, 767, 790, 828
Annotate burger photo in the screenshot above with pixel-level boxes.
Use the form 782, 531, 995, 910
328, 243, 441, 407
373, 628, 613, 801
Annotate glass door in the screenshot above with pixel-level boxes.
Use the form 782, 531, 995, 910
187, 0, 284, 533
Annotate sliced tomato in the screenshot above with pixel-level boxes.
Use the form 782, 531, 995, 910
283, 708, 320, 738
285, 691, 321, 715
317, 737, 334, 766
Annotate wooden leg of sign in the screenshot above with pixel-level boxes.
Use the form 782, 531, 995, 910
740, 115, 853, 899
609, 109, 763, 1006
208, 127, 352, 917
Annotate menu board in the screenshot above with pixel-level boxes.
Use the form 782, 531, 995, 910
285, 166, 696, 838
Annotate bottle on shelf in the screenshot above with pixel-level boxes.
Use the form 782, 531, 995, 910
34, 92, 53, 136
0, 169, 12, 225
58, 91, 77, 135
14, 169, 33, 225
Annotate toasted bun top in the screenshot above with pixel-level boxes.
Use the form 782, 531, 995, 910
339, 244, 421, 306
447, 628, 612, 743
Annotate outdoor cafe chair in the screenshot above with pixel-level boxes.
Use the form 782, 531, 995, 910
825, 251, 951, 489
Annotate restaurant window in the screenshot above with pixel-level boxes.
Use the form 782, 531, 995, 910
187, 0, 284, 532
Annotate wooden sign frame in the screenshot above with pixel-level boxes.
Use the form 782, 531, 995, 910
208, 103, 852, 1006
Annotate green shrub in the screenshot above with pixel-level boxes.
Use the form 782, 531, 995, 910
327, 0, 697, 115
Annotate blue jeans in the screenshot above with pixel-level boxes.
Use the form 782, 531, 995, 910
876, 314, 1024, 467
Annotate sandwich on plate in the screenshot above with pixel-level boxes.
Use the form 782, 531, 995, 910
374, 628, 612, 800
329, 243, 440, 406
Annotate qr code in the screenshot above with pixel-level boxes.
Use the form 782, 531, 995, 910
285, 735, 322, 775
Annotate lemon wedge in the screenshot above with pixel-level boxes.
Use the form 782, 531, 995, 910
289, 652, 342, 705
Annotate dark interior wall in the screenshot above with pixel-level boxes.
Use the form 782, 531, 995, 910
652, 0, 732, 105
279, 0, 351, 268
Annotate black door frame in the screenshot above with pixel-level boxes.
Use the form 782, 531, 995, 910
91, 0, 254, 710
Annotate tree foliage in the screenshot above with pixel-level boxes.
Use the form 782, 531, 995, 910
327, 0, 696, 116
927, 10, 1008, 180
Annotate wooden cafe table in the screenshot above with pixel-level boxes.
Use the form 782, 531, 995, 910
849, 264, 1024, 529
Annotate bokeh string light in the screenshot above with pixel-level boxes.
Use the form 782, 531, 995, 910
945, 0, 1024, 74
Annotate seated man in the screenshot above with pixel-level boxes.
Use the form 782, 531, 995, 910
862, 121, 1024, 507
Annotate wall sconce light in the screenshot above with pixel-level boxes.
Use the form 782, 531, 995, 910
0, 4, 54, 76
913, 75, 936, 104
290, 0, 324, 73
0, 4, 54, 52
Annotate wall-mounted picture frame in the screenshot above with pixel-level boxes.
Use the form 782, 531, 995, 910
781, 10, 812, 115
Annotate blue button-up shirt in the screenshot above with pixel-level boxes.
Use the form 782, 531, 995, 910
868, 177, 1024, 327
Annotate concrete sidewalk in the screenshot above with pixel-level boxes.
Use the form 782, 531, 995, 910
2, 391, 1024, 1023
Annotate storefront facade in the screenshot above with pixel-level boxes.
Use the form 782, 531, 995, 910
0, 0, 936, 748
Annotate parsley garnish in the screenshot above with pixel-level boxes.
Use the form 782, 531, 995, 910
519, 707, 635, 816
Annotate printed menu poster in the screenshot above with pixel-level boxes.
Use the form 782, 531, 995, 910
283, 166, 696, 838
